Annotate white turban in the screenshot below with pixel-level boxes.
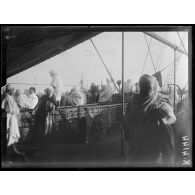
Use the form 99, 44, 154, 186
49, 70, 57, 75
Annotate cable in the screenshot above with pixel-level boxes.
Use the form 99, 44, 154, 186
182, 82, 188, 92
177, 32, 188, 55
156, 32, 164, 71
144, 34, 157, 73
89, 38, 119, 92
141, 37, 152, 74
160, 55, 181, 73
158, 32, 168, 71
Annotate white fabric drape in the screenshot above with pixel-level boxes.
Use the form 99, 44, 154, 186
2, 94, 20, 146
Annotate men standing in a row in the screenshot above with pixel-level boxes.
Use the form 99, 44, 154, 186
15, 87, 38, 110
49, 70, 64, 107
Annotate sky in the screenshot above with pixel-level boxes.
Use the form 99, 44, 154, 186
7, 31, 188, 93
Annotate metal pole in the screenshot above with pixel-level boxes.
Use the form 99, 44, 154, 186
90, 38, 120, 92
34, 77, 37, 89
144, 32, 187, 56
121, 31, 125, 156
174, 50, 176, 114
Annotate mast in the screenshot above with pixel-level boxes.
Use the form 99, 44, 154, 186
144, 32, 187, 56
121, 31, 125, 156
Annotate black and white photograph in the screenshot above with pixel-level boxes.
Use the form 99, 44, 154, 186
1, 25, 192, 169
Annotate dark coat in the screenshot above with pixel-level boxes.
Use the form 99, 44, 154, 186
124, 93, 175, 166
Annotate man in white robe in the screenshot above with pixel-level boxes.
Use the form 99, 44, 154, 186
1, 86, 20, 147
15, 89, 29, 109
99, 78, 114, 103
123, 79, 132, 93
49, 70, 64, 107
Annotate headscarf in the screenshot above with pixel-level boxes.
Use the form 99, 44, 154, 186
5, 84, 15, 95
139, 74, 157, 97
15, 89, 23, 96
49, 70, 57, 77
127, 74, 174, 120
45, 87, 54, 97
124, 75, 175, 164
133, 74, 158, 112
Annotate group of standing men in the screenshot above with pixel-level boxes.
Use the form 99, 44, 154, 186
1, 70, 63, 159
1, 69, 180, 166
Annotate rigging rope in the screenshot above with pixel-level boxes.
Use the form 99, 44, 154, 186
157, 32, 168, 71
144, 34, 157, 73
156, 32, 164, 71
141, 37, 152, 74
162, 33, 186, 89
177, 32, 188, 55
159, 55, 181, 73
182, 82, 188, 92
162, 63, 174, 90
89, 38, 119, 92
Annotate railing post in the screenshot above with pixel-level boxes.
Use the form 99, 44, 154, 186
174, 49, 176, 114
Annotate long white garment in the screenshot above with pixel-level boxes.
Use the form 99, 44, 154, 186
123, 82, 132, 93
2, 94, 20, 146
161, 102, 176, 125
99, 81, 113, 103
77, 89, 86, 105
16, 94, 29, 109
50, 74, 63, 101
27, 93, 38, 109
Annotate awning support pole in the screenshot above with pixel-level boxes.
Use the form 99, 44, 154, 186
174, 49, 176, 114
121, 31, 125, 156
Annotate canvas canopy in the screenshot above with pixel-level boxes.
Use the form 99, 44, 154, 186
3, 26, 101, 78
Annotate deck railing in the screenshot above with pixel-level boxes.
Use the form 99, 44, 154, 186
57, 103, 127, 143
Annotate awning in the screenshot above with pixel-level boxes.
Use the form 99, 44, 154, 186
3, 26, 101, 77
3, 26, 188, 78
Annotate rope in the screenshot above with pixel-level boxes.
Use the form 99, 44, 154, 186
162, 63, 174, 90
144, 34, 157, 73
156, 32, 165, 71
141, 37, 152, 74
160, 55, 181, 73
89, 38, 119, 92
177, 32, 188, 55
157, 32, 168, 71
162, 37, 184, 91
182, 82, 188, 92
